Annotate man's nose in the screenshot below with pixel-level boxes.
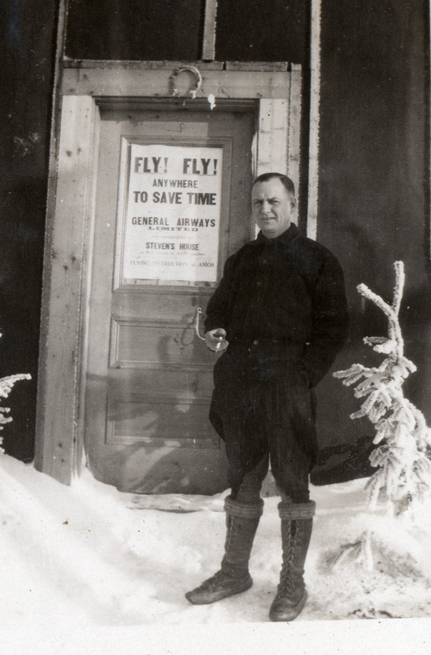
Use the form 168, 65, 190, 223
260, 200, 271, 213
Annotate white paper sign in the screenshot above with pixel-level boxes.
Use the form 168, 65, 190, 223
122, 143, 223, 283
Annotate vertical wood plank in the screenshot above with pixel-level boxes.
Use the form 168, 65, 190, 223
256, 97, 290, 177
202, 0, 218, 61
307, 0, 322, 240
34, 95, 100, 484
287, 64, 302, 210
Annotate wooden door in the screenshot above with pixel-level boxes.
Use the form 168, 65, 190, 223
84, 100, 256, 493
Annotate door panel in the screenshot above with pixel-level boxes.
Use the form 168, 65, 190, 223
84, 101, 255, 493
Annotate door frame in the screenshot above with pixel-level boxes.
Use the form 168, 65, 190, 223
34, 61, 302, 484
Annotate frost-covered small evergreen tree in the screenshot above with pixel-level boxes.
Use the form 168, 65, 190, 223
334, 261, 431, 516
0, 331, 31, 454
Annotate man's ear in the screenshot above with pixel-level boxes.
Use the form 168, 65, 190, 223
290, 196, 297, 211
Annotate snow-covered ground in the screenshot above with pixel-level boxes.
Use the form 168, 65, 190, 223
1, 453, 431, 653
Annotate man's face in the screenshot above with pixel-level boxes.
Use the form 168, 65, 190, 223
251, 178, 296, 239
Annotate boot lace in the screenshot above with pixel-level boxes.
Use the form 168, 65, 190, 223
277, 524, 304, 596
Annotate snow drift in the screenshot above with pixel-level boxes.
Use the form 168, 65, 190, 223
1, 453, 431, 629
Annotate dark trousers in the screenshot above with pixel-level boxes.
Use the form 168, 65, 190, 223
210, 341, 318, 504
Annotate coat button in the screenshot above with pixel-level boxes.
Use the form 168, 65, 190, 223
253, 339, 259, 345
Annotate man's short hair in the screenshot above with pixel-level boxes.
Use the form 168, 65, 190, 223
253, 172, 295, 197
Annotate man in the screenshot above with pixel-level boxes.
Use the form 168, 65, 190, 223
185, 173, 349, 621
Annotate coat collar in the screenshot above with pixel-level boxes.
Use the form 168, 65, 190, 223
255, 222, 300, 246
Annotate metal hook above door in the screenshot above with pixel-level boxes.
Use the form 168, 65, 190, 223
170, 66, 202, 99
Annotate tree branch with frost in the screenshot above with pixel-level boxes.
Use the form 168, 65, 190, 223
331, 262, 431, 570
334, 261, 431, 516
0, 331, 31, 453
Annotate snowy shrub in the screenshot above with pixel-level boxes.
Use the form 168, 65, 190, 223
0, 331, 31, 453
334, 261, 431, 516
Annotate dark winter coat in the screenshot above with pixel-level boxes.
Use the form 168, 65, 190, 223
204, 223, 349, 493
204, 223, 349, 388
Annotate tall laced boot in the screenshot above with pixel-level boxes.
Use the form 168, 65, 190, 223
269, 500, 316, 622
185, 495, 264, 605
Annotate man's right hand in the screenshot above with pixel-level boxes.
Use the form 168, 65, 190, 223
205, 328, 228, 352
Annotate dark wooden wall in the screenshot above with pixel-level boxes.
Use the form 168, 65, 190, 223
313, 0, 431, 483
0, 0, 57, 460
0, 0, 429, 484
65, 0, 205, 61
65, 0, 309, 63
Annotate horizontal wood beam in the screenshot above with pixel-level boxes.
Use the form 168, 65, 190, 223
62, 68, 291, 99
